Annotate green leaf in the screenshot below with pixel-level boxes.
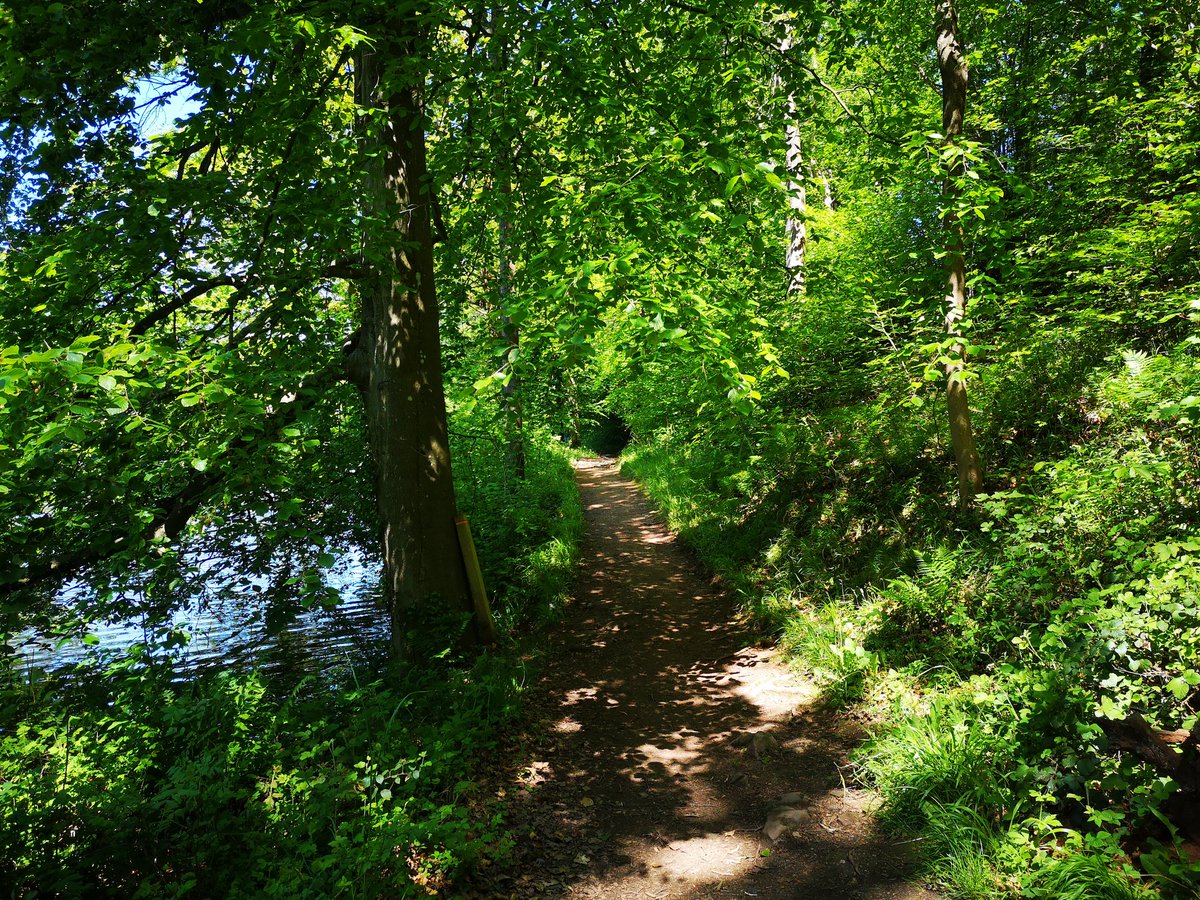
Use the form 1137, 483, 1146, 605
1166, 677, 1190, 700
1098, 696, 1126, 719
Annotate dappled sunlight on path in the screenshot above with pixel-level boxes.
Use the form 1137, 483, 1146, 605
470, 459, 937, 899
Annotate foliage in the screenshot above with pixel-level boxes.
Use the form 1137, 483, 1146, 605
452, 419, 583, 632
0, 414, 579, 895
4, 0, 1200, 894
1, 660, 517, 897
611, 1, 1200, 894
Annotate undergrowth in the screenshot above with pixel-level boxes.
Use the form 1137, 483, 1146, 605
621, 343, 1200, 898
454, 424, 584, 633
2, 661, 517, 898
1, 427, 583, 897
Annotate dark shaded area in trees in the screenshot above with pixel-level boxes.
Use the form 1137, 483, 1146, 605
581, 412, 632, 457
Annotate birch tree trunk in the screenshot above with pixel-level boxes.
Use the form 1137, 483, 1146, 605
350, 27, 474, 660
780, 30, 807, 296
936, 0, 984, 509
784, 116, 807, 296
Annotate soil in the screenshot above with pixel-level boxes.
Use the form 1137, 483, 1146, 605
463, 458, 939, 899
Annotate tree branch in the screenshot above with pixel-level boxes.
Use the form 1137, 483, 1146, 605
1099, 712, 1200, 793
1, 365, 343, 597
129, 277, 242, 337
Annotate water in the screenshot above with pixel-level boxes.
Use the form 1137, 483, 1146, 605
9, 548, 391, 682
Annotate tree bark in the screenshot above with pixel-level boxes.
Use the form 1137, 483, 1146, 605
1098, 712, 1200, 794
497, 196, 526, 480
567, 370, 582, 447
490, 7, 525, 481
353, 28, 474, 660
784, 118, 807, 296
779, 29, 807, 296
936, 0, 984, 510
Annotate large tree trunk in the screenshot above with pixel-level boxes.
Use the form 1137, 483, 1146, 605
351, 30, 474, 660
936, 0, 984, 510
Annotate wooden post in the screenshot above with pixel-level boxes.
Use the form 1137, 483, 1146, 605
455, 516, 500, 645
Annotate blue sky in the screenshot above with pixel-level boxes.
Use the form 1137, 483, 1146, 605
129, 71, 202, 138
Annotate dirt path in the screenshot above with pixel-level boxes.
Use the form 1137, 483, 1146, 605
469, 459, 937, 899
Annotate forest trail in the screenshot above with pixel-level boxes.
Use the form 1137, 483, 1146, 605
470, 459, 938, 899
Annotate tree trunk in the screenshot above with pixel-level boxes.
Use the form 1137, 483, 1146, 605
491, 6, 525, 481
779, 29, 807, 296
567, 370, 582, 447
936, 0, 984, 510
784, 118, 807, 296
497, 184, 526, 480
351, 30, 474, 660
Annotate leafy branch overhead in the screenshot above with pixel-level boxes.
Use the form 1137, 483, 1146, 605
3, 0, 1200, 896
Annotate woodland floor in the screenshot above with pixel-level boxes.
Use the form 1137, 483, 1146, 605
464, 459, 939, 899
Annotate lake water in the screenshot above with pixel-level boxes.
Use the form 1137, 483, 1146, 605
9, 549, 391, 682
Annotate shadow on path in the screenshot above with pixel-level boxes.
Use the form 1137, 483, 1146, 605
468, 459, 937, 899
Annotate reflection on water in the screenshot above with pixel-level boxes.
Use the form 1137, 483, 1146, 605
11, 548, 390, 682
